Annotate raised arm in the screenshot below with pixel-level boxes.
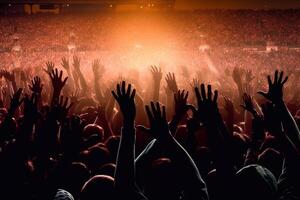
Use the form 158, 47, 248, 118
144, 101, 208, 200
258, 70, 300, 149
92, 59, 106, 104
240, 93, 265, 166
73, 55, 88, 95
61, 57, 75, 92
150, 65, 162, 102
165, 72, 178, 120
0, 88, 23, 142
169, 90, 188, 135
28, 76, 43, 108
46, 65, 68, 106
1, 69, 17, 93
112, 81, 139, 193
232, 67, 244, 101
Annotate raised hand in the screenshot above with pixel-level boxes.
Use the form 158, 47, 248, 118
150, 65, 162, 82
224, 96, 234, 114
0, 69, 15, 82
240, 93, 258, 117
44, 61, 55, 73
61, 57, 70, 71
174, 90, 189, 118
47, 68, 68, 93
232, 67, 242, 85
73, 55, 81, 71
165, 72, 178, 94
20, 70, 27, 82
245, 69, 255, 82
9, 88, 23, 113
194, 84, 219, 123
258, 70, 288, 104
70, 90, 80, 104
92, 59, 105, 80
112, 81, 136, 126
50, 96, 73, 121
190, 78, 201, 89
29, 76, 43, 94
145, 102, 170, 140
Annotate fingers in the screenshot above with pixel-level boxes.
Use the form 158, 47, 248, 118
156, 102, 161, 118
150, 101, 156, 117
162, 105, 166, 120
278, 71, 283, 83
184, 91, 189, 100
200, 84, 206, 100
146, 102, 166, 122
130, 89, 136, 100
112, 81, 136, 104
213, 90, 218, 103
194, 87, 201, 102
62, 77, 68, 86
282, 76, 288, 84
126, 84, 131, 96
116, 83, 121, 97
55, 68, 59, 78
267, 75, 272, 86
121, 81, 126, 95
207, 85, 212, 100
145, 105, 154, 122
274, 70, 278, 83
59, 70, 63, 79
111, 90, 118, 101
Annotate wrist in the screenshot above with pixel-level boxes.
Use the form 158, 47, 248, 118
123, 119, 135, 129
158, 131, 173, 143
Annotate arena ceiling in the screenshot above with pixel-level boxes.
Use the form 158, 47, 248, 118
2, 0, 300, 9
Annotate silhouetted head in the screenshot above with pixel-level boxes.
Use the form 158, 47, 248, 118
258, 148, 282, 179
145, 157, 181, 200
80, 175, 116, 200
53, 189, 74, 200
235, 164, 278, 200
94, 163, 116, 177
59, 162, 90, 199
86, 146, 111, 174
105, 136, 120, 162
83, 124, 104, 141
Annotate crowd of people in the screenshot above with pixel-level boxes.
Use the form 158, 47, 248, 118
0, 9, 300, 200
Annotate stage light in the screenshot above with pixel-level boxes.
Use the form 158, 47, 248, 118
148, 4, 151, 7
66, 4, 69, 7
110, 4, 113, 8
140, 5, 143, 9
8, 4, 11, 7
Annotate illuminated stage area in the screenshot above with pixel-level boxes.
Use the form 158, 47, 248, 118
2, 10, 300, 87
